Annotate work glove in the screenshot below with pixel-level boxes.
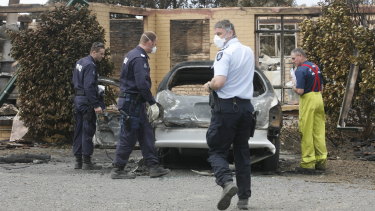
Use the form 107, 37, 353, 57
290, 67, 297, 85
285, 80, 294, 88
147, 103, 160, 122
98, 85, 105, 96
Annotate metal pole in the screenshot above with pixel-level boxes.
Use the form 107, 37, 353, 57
280, 15, 285, 104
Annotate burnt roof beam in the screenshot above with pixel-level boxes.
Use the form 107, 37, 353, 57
0, 4, 51, 13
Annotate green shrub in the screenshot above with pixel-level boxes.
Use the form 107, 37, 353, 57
9, 6, 113, 142
300, 0, 374, 140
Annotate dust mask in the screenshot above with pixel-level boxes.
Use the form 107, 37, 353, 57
213, 35, 225, 49
151, 46, 157, 54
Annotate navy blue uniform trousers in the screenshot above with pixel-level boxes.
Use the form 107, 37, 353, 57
114, 97, 159, 167
73, 96, 96, 156
206, 99, 254, 200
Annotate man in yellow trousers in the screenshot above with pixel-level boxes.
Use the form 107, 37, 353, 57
291, 48, 327, 174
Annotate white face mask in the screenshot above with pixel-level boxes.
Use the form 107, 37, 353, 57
213, 35, 226, 48
151, 46, 157, 54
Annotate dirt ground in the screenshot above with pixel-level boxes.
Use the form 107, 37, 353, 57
1, 147, 374, 211
280, 113, 375, 186
0, 144, 374, 187
0, 113, 374, 187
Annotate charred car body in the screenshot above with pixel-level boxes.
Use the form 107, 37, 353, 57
96, 61, 282, 171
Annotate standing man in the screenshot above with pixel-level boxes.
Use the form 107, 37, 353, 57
72, 42, 105, 170
291, 48, 327, 174
203, 20, 255, 210
111, 31, 170, 179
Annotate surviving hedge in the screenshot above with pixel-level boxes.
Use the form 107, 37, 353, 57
9, 6, 113, 141
300, 0, 374, 139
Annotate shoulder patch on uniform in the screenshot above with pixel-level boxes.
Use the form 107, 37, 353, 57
144, 63, 148, 69
76, 64, 82, 72
123, 57, 128, 64
141, 54, 145, 57
216, 52, 223, 61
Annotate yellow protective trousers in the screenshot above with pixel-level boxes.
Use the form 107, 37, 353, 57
299, 92, 327, 169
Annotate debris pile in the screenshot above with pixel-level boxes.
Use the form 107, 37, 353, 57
0, 153, 51, 164
0, 103, 18, 116
0, 139, 33, 150
352, 138, 375, 161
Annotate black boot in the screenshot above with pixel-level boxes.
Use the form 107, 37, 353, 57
149, 165, 170, 178
217, 182, 238, 210
82, 155, 102, 170
110, 164, 136, 179
74, 155, 82, 169
237, 198, 249, 210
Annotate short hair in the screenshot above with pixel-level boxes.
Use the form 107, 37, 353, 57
140, 31, 157, 44
90, 42, 105, 53
291, 48, 307, 58
214, 20, 236, 35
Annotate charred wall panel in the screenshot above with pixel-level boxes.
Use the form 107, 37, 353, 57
110, 18, 143, 78
170, 19, 210, 68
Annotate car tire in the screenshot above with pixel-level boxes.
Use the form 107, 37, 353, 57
261, 137, 280, 172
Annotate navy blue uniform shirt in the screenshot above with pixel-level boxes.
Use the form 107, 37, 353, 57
295, 61, 324, 94
72, 55, 101, 108
120, 46, 156, 105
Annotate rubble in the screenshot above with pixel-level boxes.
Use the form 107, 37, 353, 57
10, 112, 28, 142
0, 103, 18, 116
0, 153, 50, 163
352, 138, 375, 161
0, 139, 33, 150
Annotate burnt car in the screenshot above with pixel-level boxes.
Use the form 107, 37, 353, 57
96, 61, 282, 171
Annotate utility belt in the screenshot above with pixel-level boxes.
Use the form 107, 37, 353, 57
219, 97, 250, 104
209, 91, 256, 137
118, 92, 144, 131
75, 89, 85, 96
209, 91, 251, 109
118, 92, 143, 101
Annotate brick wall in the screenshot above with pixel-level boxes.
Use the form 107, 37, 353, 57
88, 4, 319, 96
171, 84, 208, 96
208, 8, 256, 57
0, 120, 12, 141
89, 5, 111, 47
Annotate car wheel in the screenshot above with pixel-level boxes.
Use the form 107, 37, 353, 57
261, 137, 280, 172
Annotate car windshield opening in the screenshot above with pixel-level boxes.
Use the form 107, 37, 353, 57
167, 66, 266, 97
168, 67, 213, 96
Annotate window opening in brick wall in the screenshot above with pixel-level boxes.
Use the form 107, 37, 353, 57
170, 19, 210, 68
256, 15, 318, 105
110, 13, 143, 78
